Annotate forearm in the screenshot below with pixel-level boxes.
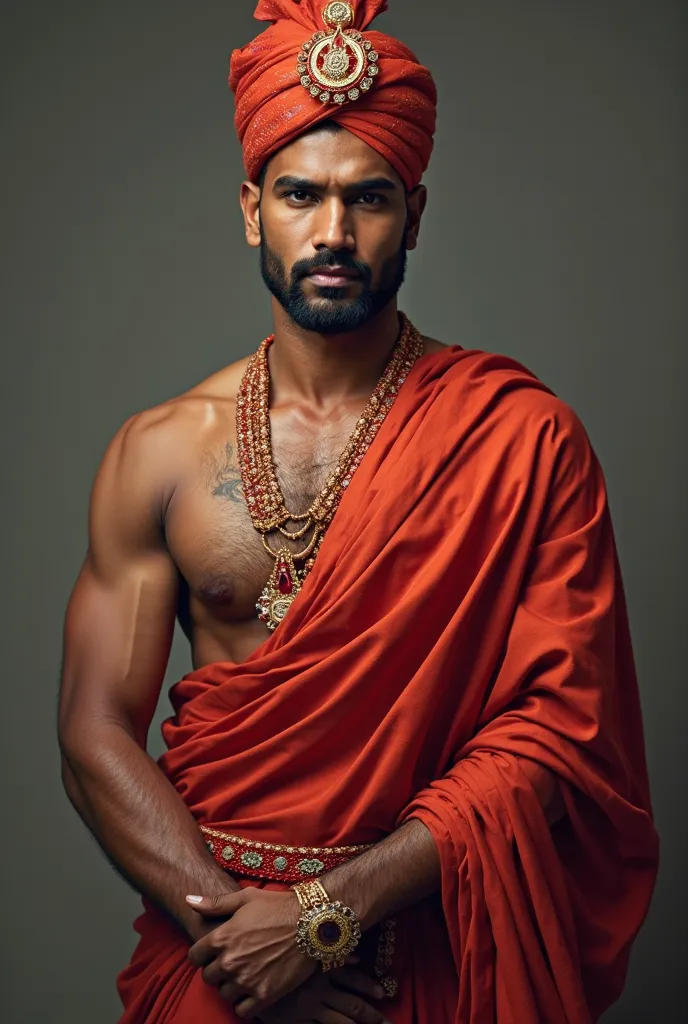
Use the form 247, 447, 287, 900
60, 720, 238, 937
322, 760, 565, 930
322, 818, 440, 931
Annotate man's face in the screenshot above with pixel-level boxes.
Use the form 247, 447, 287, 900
241, 127, 424, 334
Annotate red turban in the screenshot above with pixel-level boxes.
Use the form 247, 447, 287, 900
229, 1, 437, 191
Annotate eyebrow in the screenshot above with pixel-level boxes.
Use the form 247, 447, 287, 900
272, 175, 398, 193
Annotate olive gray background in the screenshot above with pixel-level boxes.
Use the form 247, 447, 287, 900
1, 1, 685, 1021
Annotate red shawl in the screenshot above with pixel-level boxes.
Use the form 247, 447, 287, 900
117, 343, 658, 1023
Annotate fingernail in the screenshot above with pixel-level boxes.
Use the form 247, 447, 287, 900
186, 895, 204, 903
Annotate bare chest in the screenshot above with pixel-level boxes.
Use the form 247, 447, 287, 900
165, 410, 357, 647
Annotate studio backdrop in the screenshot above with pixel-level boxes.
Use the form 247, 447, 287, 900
1, 1, 685, 1021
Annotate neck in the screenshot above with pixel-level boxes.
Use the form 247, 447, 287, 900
267, 300, 402, 408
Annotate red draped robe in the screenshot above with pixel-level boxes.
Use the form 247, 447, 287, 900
117, 344, 658, 1023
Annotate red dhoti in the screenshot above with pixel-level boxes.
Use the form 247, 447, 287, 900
118, 345, 658, 1022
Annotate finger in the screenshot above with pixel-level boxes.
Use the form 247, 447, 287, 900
233, 996, 264, 1019
201, 959, 238, 989
186, 891, 248, 917
218, 980, 248, 1005
325, 990, 389, 1024
188, 936, 216, 968
329, 967, 386, 1002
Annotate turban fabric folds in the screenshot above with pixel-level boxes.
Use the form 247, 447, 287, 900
229, 0, 437, 190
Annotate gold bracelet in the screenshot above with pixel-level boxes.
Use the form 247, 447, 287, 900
293, 878, 330, 912
291, 879, 361, 971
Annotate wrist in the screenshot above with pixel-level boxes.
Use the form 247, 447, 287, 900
183, 906, 211, 942
318, 820, 441, 931
292, 878, 362, 970
179, 876, 240, 940
319, 866, 381, 932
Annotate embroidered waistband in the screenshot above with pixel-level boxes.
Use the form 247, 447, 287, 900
201, 826, 373, 884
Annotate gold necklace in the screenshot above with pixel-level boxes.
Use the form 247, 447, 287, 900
236, 313, 423, 631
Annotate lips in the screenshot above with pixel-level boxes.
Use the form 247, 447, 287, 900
307, 267, 360, 287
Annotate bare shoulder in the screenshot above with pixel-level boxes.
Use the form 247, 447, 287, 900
97, 354, 252, 502
119, 355, 250, 446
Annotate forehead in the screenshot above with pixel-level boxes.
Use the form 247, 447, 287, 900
265, 126, 404, 190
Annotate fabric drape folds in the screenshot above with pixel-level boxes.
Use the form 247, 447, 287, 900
118, 341, 657, 1023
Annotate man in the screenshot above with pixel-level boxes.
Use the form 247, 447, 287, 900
58, 2, 659, 1022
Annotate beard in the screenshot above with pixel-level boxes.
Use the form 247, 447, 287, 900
259, 232, 408, 334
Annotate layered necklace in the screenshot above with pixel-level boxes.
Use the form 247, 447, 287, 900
236, 313, 423, 631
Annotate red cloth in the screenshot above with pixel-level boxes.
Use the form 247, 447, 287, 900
229, 1, 437, 190
117, 342, 658, 1022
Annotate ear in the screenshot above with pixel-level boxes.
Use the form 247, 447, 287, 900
240, 180, 262, 248
404, 185, 428, 252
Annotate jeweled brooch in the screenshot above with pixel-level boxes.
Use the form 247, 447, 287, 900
297, 1, 379, 107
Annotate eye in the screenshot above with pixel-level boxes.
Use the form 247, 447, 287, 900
285, 190, 313, 203
355, 193, 385, 205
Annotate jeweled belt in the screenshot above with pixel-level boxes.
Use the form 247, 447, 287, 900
200, 826, 399, 998
201, 826, 374, 884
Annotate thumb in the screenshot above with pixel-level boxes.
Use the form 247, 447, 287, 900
185, 890, 248, 917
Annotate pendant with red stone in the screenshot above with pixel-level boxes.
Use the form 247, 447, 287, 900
256, 548, 303, 631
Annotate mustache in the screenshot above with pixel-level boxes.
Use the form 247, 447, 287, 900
291, 251, 371, 283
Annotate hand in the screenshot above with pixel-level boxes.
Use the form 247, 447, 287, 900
186, 888, 316, 1018
260, 965, 392, 1024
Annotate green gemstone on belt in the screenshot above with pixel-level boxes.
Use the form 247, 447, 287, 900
241, 850, 264, 869
273, 856, 288, 871
297, 857, 325, 875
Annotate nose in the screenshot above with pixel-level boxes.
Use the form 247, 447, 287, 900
310, 196, 355, 253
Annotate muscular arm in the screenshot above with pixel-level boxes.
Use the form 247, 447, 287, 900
58, 412, 238, 940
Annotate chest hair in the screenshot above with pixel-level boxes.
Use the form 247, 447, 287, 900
273, 423, 353, 515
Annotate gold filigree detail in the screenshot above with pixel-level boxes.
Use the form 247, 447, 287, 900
323, 2, 354, 29
296, 1, 379, 107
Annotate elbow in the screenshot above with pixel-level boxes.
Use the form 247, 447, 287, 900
58, 715, 89, 813
60, 754, 84, 810
58, 707, 143, 779
58, 715, 89, 805
58, 714, 119, 816
57, 708, 104, 786
57, 710, 88, 771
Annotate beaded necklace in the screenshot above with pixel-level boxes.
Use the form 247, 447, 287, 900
236, 313, 423, 631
